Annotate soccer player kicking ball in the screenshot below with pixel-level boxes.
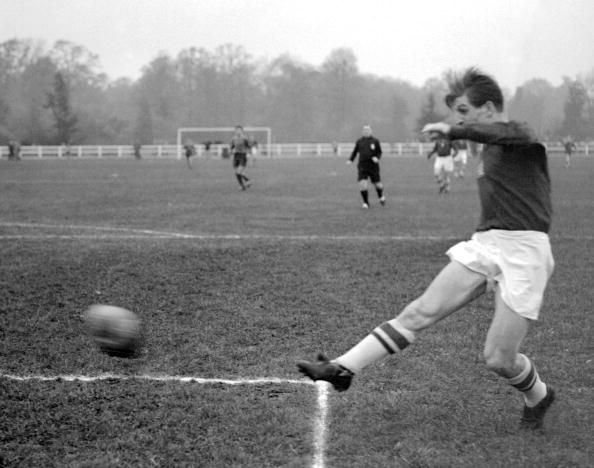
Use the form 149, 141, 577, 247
347, 125, 386, 208
298, 68, 556, 430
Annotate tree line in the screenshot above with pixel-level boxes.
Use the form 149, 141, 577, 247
1, 38, 592, 146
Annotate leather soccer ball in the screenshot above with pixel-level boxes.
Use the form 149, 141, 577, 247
84, 304, 141, 357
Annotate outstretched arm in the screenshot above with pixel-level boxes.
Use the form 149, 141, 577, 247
422, 123, 451, 136
451, 123, 536, 145
422, 121, 537, 145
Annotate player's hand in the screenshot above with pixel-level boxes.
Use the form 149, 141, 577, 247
372, 157, 379, 164
422, 122, 451, 137
346, 160, 352, 165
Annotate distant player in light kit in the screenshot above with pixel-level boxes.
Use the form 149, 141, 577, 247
298, 67, 556, 430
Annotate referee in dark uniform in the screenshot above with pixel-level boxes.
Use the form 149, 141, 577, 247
347, 124, 385, 208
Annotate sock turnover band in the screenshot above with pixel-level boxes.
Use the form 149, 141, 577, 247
371, 320, 415, 354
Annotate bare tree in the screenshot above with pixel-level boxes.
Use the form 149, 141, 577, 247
46, 71, 77, 144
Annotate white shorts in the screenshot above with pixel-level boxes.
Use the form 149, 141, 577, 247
454, 150, 468, 165
447, 230, 554, 320
434, 156, 454, 176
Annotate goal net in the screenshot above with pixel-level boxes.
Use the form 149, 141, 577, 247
176, 127, 272, 159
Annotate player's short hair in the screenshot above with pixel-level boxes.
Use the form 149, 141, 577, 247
235, 125, 243, 130
445, 67, 504, 112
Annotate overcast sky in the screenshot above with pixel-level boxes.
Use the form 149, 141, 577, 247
2, 0, 593, 90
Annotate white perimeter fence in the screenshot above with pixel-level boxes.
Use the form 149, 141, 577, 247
1, 142, 592, 160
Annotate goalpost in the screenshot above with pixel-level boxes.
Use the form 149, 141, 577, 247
176, 127, 272, 159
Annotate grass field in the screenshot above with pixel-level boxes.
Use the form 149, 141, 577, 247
1, 153, 593, 467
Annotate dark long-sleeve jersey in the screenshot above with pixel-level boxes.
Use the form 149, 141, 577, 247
350, 136, 382, 166
428, 138, 457, 157
449, 121, 552, 233
563, 141, 576, 154
230, 136, 250, 154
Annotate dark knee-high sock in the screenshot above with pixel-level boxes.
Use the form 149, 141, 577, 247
236, 174, 245, 188
360, 190, 369, 204
508, 354, 547, 407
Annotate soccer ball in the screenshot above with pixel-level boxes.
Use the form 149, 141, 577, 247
84, 304, 141, 357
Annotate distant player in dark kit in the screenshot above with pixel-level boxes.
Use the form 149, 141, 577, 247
347, 125, 385, 208
298, 68, 556, 431
8, 140, 21, 160
427, 135, 457, 193
183, 140, 196, 169
561, 136, 576, 168
133, 141, 142, 160
230, 126, 252, 190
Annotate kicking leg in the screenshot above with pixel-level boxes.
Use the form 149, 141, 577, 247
298, 261, 486, 389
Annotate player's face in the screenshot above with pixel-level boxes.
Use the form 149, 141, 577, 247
362, 126, 372, 137
450, 94, 493, 125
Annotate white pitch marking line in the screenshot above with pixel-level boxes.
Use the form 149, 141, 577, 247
0, 373, 311, 385
1, 232, 593, 242
2, 222, 591, 241
0, 234, 457, 241
0, 235, 184, 239
0, 222, 451, 241
0, 222, 193, 238
313, 381, 330, 468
